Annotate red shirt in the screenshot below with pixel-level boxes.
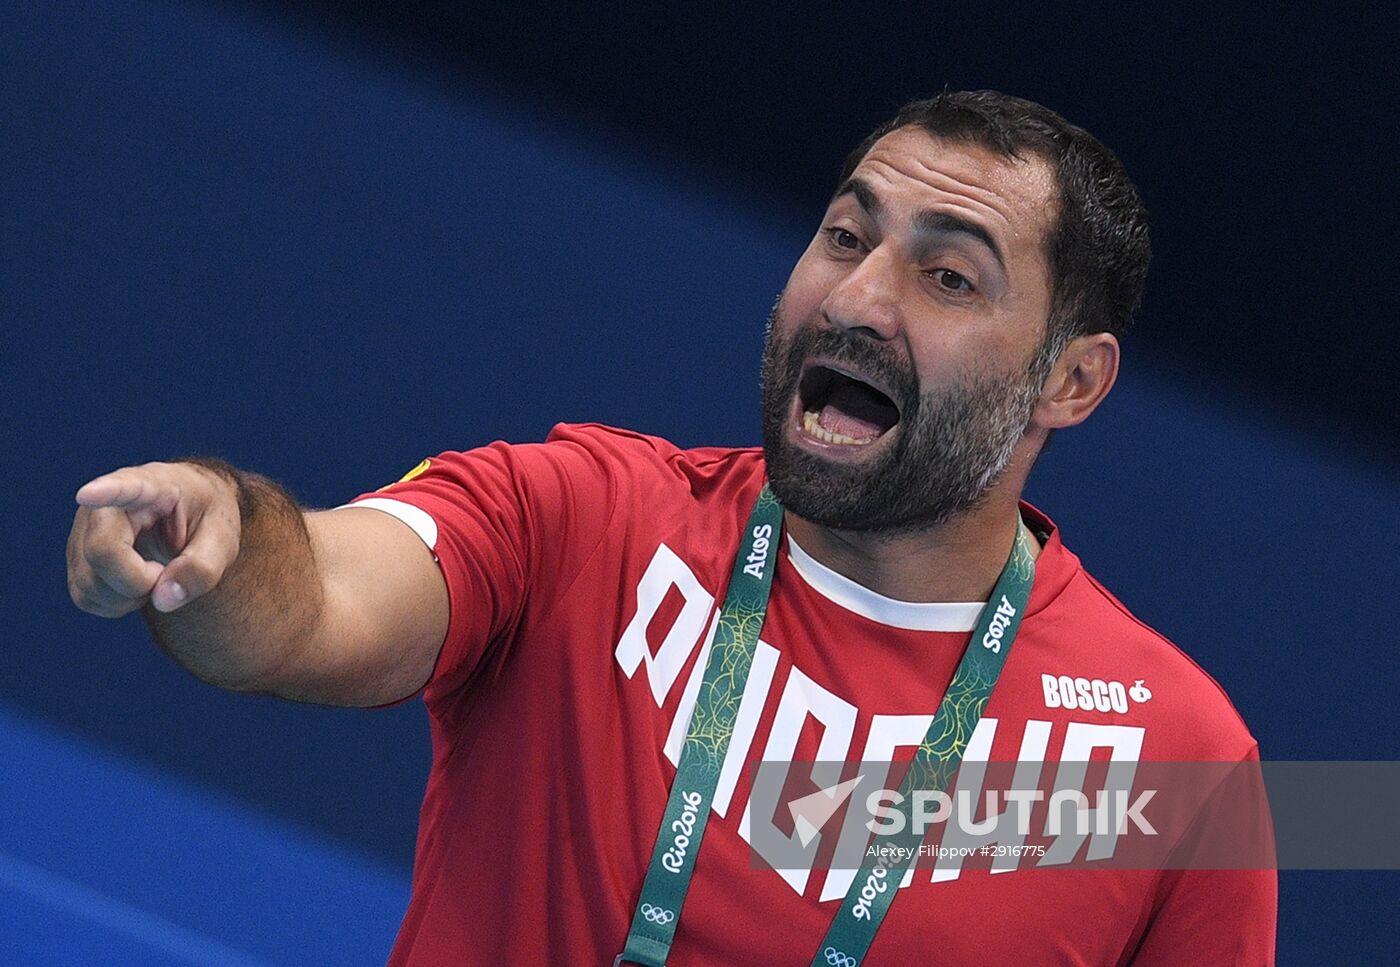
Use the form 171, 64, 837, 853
350, 422, 1275, 966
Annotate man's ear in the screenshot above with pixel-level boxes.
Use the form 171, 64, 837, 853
1032, 332, 1120, 430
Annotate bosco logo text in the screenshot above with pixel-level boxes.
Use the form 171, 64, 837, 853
1041, 674, 1153, 714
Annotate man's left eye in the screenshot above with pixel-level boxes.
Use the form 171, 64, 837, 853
931, 269, 973, 292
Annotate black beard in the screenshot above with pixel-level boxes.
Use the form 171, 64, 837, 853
760, 299, 1045, 534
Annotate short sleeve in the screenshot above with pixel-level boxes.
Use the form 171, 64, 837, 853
1127, 743, 1278, 965
345, 423, 652, 709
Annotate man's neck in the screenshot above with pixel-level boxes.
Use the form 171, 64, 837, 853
783, 492, 1041, 604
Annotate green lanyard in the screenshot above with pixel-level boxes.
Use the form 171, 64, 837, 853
616, 484, 1036, 967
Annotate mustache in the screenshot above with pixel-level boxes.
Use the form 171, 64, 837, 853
776, 325, 920, 415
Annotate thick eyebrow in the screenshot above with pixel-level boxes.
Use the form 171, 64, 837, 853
831, 176, 1007, 273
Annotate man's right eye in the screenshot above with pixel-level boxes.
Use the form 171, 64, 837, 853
825, 228, 862, 251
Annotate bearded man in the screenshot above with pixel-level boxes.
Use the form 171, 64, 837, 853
67, 90, 1276, 965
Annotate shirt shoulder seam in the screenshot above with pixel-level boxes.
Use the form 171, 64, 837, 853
1077, 570, 1256, 742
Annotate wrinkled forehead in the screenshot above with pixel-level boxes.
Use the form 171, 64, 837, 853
842, 126, 1060, 258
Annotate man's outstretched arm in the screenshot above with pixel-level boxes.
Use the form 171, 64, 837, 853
66, 459, 449, 708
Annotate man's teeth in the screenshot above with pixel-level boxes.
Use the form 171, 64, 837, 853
802, 410, 876, 446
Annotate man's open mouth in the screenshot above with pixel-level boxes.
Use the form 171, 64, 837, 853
795, 362, 902, 447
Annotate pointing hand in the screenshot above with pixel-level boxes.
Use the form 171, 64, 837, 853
67, 462, 242, 616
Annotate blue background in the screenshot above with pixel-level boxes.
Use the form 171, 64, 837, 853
3, 1, 1395, 962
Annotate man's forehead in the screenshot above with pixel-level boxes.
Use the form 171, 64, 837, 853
843, 127, 1057, 241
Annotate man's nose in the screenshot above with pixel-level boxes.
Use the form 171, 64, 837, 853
820, 247, 902, 341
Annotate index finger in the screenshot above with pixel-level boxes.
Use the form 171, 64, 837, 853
75, 466, 179, 512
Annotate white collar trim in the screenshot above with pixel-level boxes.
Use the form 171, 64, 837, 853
784, 533, 986, 632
